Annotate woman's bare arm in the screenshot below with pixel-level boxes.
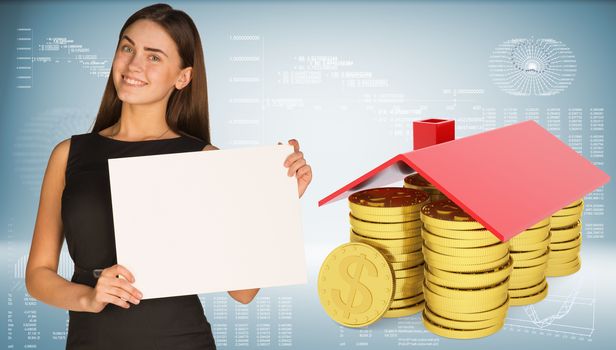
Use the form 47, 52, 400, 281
25, 139, 95, 312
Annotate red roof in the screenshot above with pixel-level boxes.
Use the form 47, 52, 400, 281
319, 120, 610, 241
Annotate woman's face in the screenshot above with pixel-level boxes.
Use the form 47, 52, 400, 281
112, 19, 192, 106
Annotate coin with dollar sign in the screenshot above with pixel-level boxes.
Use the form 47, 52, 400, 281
420, 199, 484, 230
318, 242, 395, 327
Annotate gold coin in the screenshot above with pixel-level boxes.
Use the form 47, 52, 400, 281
317, 242, 394, 327
564, 198, 583, 208
390, 291, 425, 308
404, 183, 441, 195
382, 301, 425, 318
350, 213, 422, 234
546, 261, 581, 277
350, 230, 423, 248
423, 223, 500, 242
424, 240, 510, 258
422, 313, 504, 339
352, 211, 421, 223
394, 288, 423, 300
528, 217, 551, 229
550, 234, 581, 250
424, 306, 502, 330
547, 255, 580, 268
509, 272, 547, 290
424, 282, 508, 313
391, 260, 422, 270
425, 258, 513, 288
404, 173, 437, 190
423, 244, 507, 265
393, 264, 424, 278
350, 234, 423, 257
509, 284, 548, 306
547, 253, 579, 264
511, 249, 550, 268
509, 274, 545, 289
550, 214, 580, 229
426, 296, 509, 322
509, 225, 550, 245
389, 257, 424, 268
509, 248, 548, 260
385, 249, 424, 263
394, 276, 423, 296
509, 233, 551, 252
508, 278, 547, 298
510, 269, 545, 282
550, 221, 581, 243
424, 277, 510, 300
352, 228, 421, 240
424, 251, 510, 273
422, 228, 499, 248
511, 263, 546, 278
424, 279, 509, 304
420, 199, 485, 230
553, 201, 584, 216
349, 187, 430, 216
549, 245, 580, 258
375, 243, 423, 256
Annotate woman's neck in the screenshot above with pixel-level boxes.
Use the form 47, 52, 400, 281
113, 102, 171, 139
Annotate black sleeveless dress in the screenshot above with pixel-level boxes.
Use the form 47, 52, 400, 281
61, 131, 216, 350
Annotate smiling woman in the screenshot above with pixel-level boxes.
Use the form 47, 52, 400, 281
25, 3, 312, 350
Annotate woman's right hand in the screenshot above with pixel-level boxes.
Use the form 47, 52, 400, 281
85, 264, 143, 313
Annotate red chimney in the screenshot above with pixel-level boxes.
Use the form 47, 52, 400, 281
413, 119, 455, 150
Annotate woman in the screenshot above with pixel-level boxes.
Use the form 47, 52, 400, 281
24, 3, 312, 349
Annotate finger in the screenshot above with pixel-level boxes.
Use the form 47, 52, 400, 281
96, 287, 131, 308
288, 158, 306, 176
114, 264, 135, 283
288, 139, 300, 152
284, 151, 303, 167
296, 164, 312, 179
101, 293, 131, 309
114, 278, 143, 300
108, 286, 140, 305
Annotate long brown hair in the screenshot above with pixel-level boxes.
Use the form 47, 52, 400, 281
91, 3, 210, 144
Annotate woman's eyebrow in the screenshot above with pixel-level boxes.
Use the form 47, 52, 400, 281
121, 35, 168, 57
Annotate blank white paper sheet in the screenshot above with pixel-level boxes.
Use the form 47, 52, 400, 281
108, 144, 307, 300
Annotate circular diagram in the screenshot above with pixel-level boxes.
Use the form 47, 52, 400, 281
488, 38, 576, 96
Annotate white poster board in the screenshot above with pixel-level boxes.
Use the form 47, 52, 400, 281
108, 144, 307, 300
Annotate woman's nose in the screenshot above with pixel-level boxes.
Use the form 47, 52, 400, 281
127, 52, 147, 72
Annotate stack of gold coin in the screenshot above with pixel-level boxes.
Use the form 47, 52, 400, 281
419, 199, 512, 339
547, 198, 584, 276
507, 218, 551, 305
403, 173, 446, 202
348, 187, 430, 318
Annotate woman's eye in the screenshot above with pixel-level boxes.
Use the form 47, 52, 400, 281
120, 45, 159, 62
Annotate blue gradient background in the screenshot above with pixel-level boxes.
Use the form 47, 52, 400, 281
1, 0, 614, 349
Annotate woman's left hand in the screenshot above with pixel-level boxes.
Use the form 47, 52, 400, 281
283, 139, 312, 198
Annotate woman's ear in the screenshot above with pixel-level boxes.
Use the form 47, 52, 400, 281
175, 67, 193, 90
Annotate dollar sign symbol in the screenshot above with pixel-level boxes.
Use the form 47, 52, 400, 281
332, 253, 376, 319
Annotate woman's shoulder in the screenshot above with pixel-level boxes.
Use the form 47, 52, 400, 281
46, 137, 72, 187
52, 138, 71, 157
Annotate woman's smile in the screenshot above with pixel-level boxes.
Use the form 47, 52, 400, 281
122, 74, 148, 87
